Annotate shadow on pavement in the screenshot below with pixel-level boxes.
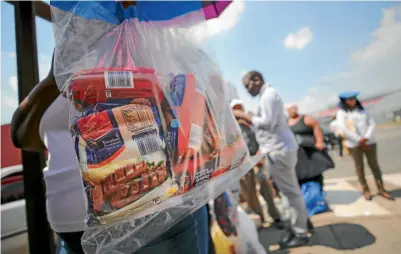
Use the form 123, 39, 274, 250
325, 190, 362, 205
259, 223, 376, 253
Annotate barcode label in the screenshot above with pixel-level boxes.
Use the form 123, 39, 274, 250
136, 135, 162, 156
189, 124, 203, 150
104, 71, 134, 88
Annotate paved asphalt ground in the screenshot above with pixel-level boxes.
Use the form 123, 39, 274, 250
2, 125, 401, 254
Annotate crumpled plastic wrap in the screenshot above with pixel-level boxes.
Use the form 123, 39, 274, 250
50, 1, 257, 253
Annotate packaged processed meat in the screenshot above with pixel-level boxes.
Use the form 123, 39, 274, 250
70, 71, 176, 224
69, 68, 248, 224
162, 73, 207, 159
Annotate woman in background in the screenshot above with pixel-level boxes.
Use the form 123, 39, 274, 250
287, 104, 333, 224
287, 104, 334, 189
11, 55, 87, 254
336, 91, 394, 201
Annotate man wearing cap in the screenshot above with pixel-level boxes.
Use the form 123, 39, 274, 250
233, 71, 309, 248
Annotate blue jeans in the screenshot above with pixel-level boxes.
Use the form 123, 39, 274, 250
56, 206, 209, 254
56, 234, 82, 254
136, 206, 209, 254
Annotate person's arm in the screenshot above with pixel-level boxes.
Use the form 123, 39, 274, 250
304, 115, 325, 150
363, 111, 376, 141
336, 110, 361, 144
10, 54, 60, 152
251, 91, 277, 131
237, 118, 250, 128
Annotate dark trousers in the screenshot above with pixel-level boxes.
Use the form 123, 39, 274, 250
57, 232, 84, 254
254, 167, 282, 221
240, 169, 267, 221
348, 144, 385, 192
58, 207, 210, 254
136, 206, 209, 254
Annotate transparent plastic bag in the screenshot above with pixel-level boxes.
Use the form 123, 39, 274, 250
209, 191, 267, 254
50, 1, 256, 253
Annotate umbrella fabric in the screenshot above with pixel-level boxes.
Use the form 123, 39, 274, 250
50, 1, 232, 25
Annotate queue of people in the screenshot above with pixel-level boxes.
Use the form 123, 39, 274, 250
231, 73, 394, 250
233, 71, 312, 248
10, 58, 394, 253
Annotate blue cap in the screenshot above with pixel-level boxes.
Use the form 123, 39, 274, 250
339, 91, 359, 99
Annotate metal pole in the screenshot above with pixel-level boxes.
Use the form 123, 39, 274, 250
14, 2, 55, 253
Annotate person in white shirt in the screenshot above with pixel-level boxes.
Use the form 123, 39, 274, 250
336, 91, 393, 201
233, 71, 309, 248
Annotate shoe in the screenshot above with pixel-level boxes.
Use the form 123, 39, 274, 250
378, 191, 395, 201
279, 229, 294, 245
272, 219, 286, 230
279, 231, 309, 249
283, 235, 309, 248
363, 192, 372, 201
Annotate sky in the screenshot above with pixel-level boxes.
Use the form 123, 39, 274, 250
1, 1, 401, 125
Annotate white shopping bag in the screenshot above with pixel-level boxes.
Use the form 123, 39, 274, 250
237, 206, 267, 254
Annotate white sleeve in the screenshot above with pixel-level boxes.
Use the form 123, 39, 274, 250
251, 91, 277, 131
336, 110, 361, 143
363, 111, 376, 140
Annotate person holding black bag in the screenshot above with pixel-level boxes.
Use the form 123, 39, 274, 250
287, 105, 333, 219
287, 104, 334, 189
287, 104, 334, 222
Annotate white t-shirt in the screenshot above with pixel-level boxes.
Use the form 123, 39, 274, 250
39, 95, 86, 233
